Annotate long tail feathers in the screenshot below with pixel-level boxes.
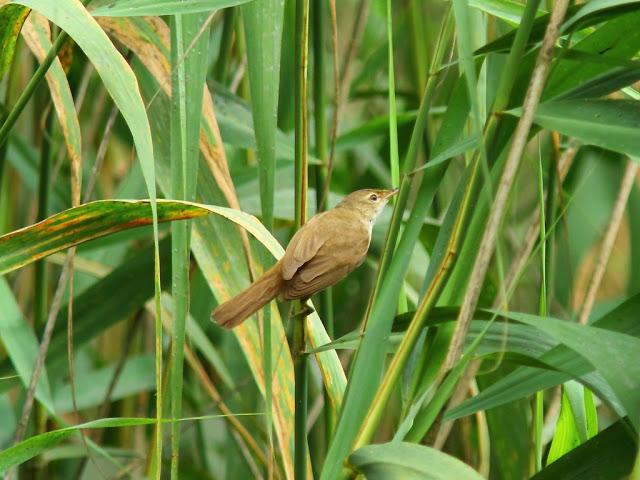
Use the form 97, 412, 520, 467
212, 264, 283, 329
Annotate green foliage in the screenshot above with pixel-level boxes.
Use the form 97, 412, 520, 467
349, 442, 485, 479
0, 5, 30, 80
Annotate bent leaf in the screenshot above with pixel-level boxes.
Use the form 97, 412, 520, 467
349, 442, 484, 480
0, 200, 208, 275
501, 311, 640, 430
90, 0, 253, 16
21, 13, 82, 202
5, 0, 160, 224
532, 419, 636, 479
448, 295, 640, 420
509, 99, 640, 158
0, 414, 257, 473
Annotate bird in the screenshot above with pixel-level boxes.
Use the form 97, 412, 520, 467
212, 188, 398, 329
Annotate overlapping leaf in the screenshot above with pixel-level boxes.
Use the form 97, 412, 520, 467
90, 0, 253, 16
349, 442, 484, 479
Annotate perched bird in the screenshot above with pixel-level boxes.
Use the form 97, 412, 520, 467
212, 188, 398, 329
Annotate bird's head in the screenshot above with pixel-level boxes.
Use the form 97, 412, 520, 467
337, 188, 398, 223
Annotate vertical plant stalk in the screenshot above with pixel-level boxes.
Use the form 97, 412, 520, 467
292, 310, 309, 479
354, 0, 566, 448
34, 107, 53, 327
319, 16, 455, 479
294, 0, 310, 477
384, 0, 407, 314
408, 0, 428, 94
503, 142, 578, 291
169, 13, 208, 479
318, 0, 339, 210
30, 104, 53, 480
0, 109, 7, 199
451, 0, 509, 314
385, 0, 399, 190
213, 7, 236, 84
532, 151, 548, 474
311, 0, 330, 327
66, 123, 84, 480
480, 0, 543, 159
0, 31, 68, 149
434, 143, 577, 449
352, 160, 481, 453
444, 0, 570, 369
578, 159, 639, 325
170, 17, 189, 479
362, 9, 454, 327
65, 23, 85, 470
311, 0, 336, 446
294, 0, 310, 229
543, 134, 561, 308
337, 0, 370, 112
241, 0, 284, 474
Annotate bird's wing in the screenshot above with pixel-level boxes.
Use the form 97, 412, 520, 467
280, 213, 330, 280
282, 261, 351, 300
282, 230, 369, 300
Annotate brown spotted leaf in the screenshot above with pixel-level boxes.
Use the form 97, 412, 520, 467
0, 4, 30, 80
0, 200, 208, 275
22, 13, 82, 206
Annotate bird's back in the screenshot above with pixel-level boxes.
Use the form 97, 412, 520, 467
280, 207, 370, 300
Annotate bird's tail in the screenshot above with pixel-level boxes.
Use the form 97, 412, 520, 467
212, 263, 283, 329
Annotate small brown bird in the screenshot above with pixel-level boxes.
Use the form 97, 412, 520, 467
212, 188, 398, 328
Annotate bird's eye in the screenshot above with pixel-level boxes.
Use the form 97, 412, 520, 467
369, 193, 378, 201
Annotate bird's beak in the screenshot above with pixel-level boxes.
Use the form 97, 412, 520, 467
386, 188, 399, 198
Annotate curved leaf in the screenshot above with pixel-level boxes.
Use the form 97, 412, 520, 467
7, 0, 159, 216
509, 99, 640, 158
136, 49, 345, 479
563, 0, 640, 31
476, 2, 640, 55
0, 414, 253, 474
96, 15, 241, 212
21, 13, 82, 201
0, 191, 345, 477
0, 200, 208, 275
349, 442, 484, 480
500, 311, 640, 430
447, 295, 640, 420
468, 0, 545, 25
90, 0, 253, 17
532, 419, 636, 479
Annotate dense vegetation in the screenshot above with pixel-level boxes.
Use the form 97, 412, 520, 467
0, 0, 639, 478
